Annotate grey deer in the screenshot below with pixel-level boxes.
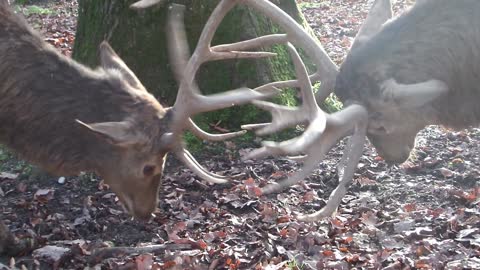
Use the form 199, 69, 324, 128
0, 0, 282, 221
244, 0, 479, 221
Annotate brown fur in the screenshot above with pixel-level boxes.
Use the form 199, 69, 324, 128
0, 1, 169, 219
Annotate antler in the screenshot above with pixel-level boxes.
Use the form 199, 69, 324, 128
211, 0, 339, 101
159, 0, 338, 184
234, 0, 369, 221
139, 1, 282, 184
133, 0, 369, 220
130, 0, 167, 10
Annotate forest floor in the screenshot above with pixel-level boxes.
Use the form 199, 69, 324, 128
1, 0, 479, 269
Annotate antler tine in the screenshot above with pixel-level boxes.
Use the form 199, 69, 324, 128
238, 34, 331, 137
242, 101, 306, 136
130, 0, 167, 10
239, 0, 338, 98
264, 107, 367, 219
261, 144, 328, 195
209, 51, 277, 61
167, 4, 189, 84
259, 104, 368, 198
187, 119, 246, 141
174, 147, 230, 184
211, 32, 335, 97
243, 43, 326, 160
212, 34, 289, 52
244, 43, 328, 161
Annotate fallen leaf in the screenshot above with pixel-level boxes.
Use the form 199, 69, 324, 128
135, 254, 153, 270
438, 167, 454, 178
34, 188, 55, 203
403, 203, 416, 212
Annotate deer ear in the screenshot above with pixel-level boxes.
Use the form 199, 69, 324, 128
99, 41, 143, 89
381, 79, 449, 108
352, 0, 392, 49
76, 119, 146, 147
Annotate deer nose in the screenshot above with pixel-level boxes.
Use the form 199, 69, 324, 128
131, 201, 156, 222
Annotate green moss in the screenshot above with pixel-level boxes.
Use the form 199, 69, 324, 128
16, 5, 55, 16
312, 82, 343, 113
182, 132, 203, 153
0, 146, 34, 177
297, 2, 322, 9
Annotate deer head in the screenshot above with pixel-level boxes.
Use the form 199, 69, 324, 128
335, 0, 448, 164
74, 49, 169, 220
72, 1, 279, 220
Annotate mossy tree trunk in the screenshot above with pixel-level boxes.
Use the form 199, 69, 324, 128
73, 0, 312, 130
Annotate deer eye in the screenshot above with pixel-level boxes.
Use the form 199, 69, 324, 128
143, 165, 156, 176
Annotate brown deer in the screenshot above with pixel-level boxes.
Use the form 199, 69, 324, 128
244, 0, 480, 221
0, 0, 281, 222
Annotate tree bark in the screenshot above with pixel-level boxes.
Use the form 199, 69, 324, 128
73, 0, 311, 129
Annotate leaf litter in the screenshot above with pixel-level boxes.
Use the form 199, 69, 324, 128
0, 0, 479, 269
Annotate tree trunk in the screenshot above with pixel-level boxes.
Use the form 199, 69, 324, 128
73, 0, 311, 129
